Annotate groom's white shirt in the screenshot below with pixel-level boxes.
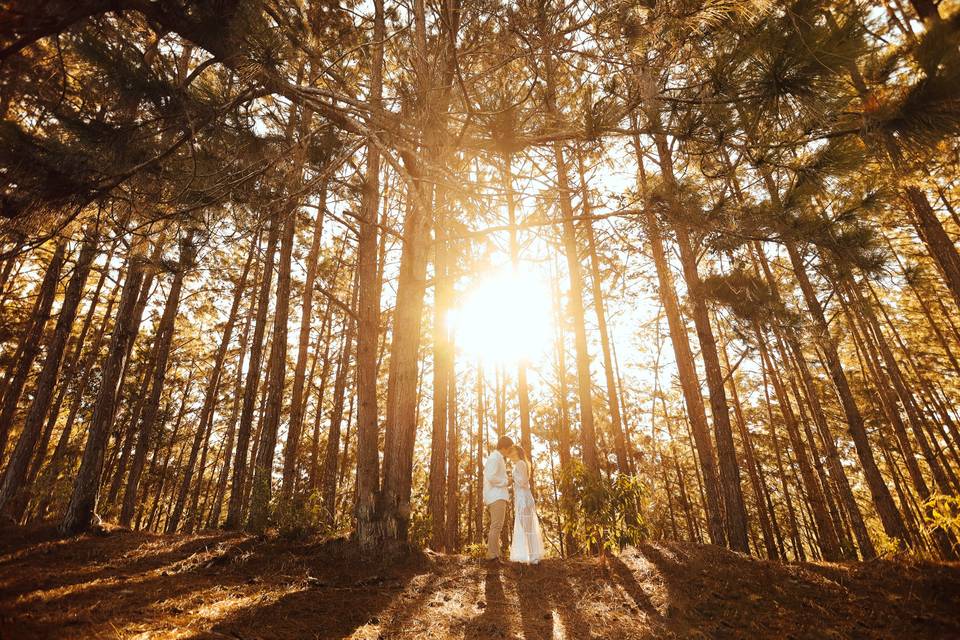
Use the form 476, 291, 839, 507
483, 450, 509, 505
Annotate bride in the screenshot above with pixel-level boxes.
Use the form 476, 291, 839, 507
508, 445, 545, 564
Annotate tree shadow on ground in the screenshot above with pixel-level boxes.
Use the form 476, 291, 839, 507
0, 524, 424, 640
508, 560, 601, 639
606, 555, 675, 636
6, 526, 960, 640
515, 564, 554, 640
464, 564, 513, 640
187, 547, 437, 640
635, 541, 960, 639
195, 578, 419, 640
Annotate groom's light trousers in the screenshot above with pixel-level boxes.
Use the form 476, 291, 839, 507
486, 499, 508, 559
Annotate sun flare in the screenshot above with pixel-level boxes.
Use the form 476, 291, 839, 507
450, 268, 553, 364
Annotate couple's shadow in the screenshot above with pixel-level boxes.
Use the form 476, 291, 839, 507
466, 563, 593, 640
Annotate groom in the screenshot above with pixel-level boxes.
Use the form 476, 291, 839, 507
483, 435, 514, 562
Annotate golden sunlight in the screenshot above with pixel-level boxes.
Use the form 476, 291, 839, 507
450, 267, 553, 364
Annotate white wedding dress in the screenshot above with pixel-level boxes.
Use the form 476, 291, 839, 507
510, 459, 545, 564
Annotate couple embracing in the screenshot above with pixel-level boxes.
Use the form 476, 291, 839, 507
483, 435, 545, 564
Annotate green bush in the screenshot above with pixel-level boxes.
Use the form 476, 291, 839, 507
561, 461, 647, 555
275, 489, 335, 539
923, 493, 960, 554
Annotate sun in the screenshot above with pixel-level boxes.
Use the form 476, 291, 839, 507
450, 267, 553, 364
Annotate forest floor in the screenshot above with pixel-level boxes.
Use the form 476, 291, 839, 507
1, 524, 960, 640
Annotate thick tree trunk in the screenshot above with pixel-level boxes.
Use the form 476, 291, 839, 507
632, 144, 726, 545
354, 0, 385, 552
428, 209, 449, 549
647, 127, 748, 552
247, 211, 294, 533
0, 232, 95, 519
120, 236, 194, 527
901, 184, 960, 314
445, 356, 459, 550
551, 141, 600, 476
719, 328, 779, 560
380, 180, 432, 543
282, 186, 326, 502
59, 253, 146, 535
104, 240, 166, 505
25, 240, 116, 497
0, 239, 66, 458
647, 215, 726, 545
33, 270, 121, 521
225, 219, 279, 529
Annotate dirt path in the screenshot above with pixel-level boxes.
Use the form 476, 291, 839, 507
1, 524, 958, 639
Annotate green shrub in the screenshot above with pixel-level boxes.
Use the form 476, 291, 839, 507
561, 461, 647, 555
923, 493, 960, 554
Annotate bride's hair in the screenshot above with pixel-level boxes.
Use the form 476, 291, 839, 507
513, 445, 530, 466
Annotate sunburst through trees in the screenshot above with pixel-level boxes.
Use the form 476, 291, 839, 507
0, 0, 959, 566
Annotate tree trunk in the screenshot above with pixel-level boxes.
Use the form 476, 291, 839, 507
322, 273, 358, 525
750, 244, 875, 559
247, 211, 295, 533
551, 140, 599, 476
502, 151, 533, 456
225, 218, 280, 529
445, 352, 459, 551
647, 126, 748, 552
632, 145, 726, 545
104, 240, 166, 505
380, 180, 432, 543
208, 280, 255, 529
167, 236, 254, 533
575, 153, 630, 475
120, 236, 194, 527
0, 239, 66, 458
783, 239, 907, 545
25, 239, 116, 501
852, 278, 956, 496
719, 327, 779, 560
308, 302, 334, 491
33, 269, 121, 521
282, 185, 326, 502
0, 232, 95, 519
59, 253, 146, 535
773, 326, 855, 558
840, 280, 958, 558
428, 202, 449, 549
755, 323, 843, 560
759, 354, 805, 560
144, 378, 192, 531
354, 0, 385, 552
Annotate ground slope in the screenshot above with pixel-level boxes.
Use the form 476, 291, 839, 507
1, 524, 959, 639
